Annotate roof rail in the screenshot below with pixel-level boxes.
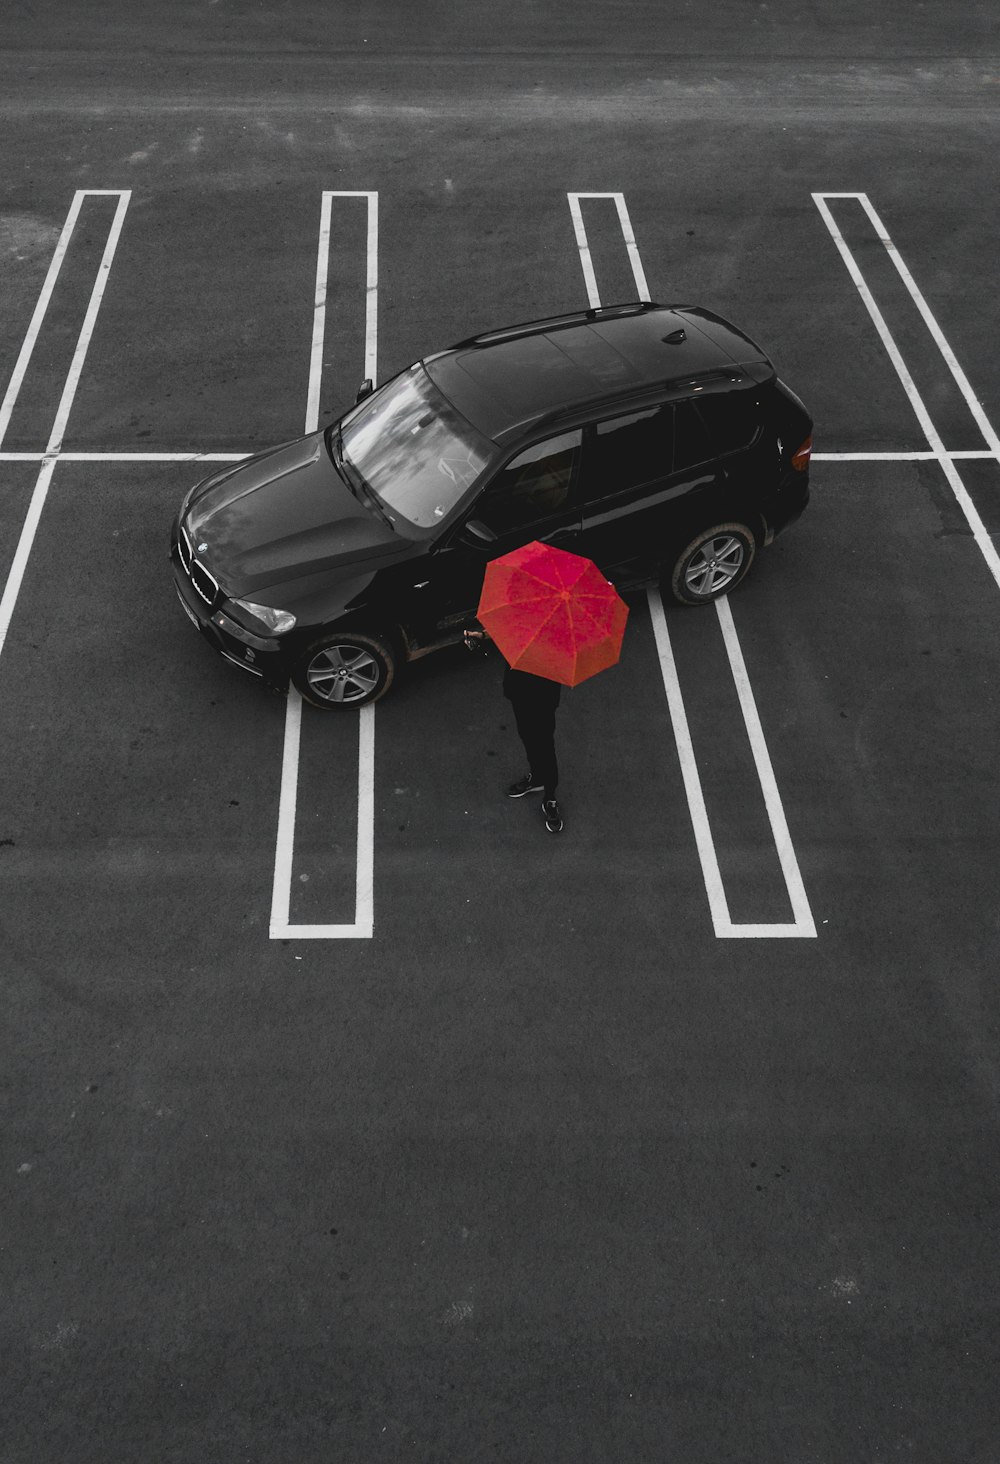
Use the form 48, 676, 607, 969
453, 300, 664, 349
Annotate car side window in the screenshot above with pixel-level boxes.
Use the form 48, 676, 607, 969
581, 406, 670, 503
474, 430, 582, 536
694, 391, 761, 456
671, 400, 713, 472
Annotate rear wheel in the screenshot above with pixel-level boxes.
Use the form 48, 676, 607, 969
667, 523, 756, 606
291, 632, 395, 709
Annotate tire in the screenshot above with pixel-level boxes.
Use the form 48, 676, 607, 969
666, 522, 756, 606
291, 631, 396, 709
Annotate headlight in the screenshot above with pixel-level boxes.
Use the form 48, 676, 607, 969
230, 598, 296, 635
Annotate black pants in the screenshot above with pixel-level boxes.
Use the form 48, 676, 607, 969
513, 702, 558, 799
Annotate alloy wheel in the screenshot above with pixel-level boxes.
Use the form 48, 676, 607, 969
684, 534, 746, 597
305, 643, 381, 703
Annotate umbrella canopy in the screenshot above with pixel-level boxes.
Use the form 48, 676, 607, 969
476, 540, 629, 687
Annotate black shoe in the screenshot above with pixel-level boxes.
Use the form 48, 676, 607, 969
542, 798, 564, 833
507, 774, 544, 798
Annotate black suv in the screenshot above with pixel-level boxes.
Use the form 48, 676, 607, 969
171, 302, 812, 708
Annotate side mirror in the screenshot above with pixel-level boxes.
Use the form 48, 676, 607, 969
459, 518, 498, 547
355, 378, 374, 404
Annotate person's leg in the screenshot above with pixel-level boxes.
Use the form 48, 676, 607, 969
535, 717, 563, 831
512, 703, 543, 784
524, 709, 558, 800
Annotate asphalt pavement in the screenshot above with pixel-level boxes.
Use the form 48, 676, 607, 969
2, 4, 1000, 1460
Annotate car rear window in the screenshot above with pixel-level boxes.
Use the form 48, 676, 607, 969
694, 391, 762, 456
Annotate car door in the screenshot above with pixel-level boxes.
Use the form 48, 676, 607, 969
576, 398, 724, 585
407, 428, 585, 646
575, 403, 673, 584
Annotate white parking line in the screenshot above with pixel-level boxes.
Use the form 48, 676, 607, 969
812, 451, 996, 461
568, 191, 817, 937
0, 190, 130, 665
0, 451, 249, 463
813, 192, 1000, 595
269, 191, 378, 941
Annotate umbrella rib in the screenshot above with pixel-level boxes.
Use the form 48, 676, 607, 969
512, 597, 569, 659
568, 595, 613, 635
567, 592, 623, 644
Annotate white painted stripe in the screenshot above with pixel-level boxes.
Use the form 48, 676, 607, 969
813, 193, 1000, 596
646, 587, 732, 936
362, 193, 379, 384
304, 191, 333, 435
269, 687, 302, 933
269, 923, 371, 939
0, 191, 130, 664
613, 193, 651, 304
567, 194, 602, 310
0, 192, 84, 449
812, 451, 996, 461
0, 451, 249, 462
270, 192, 378, 941
354, 702, 375, 935
714, 595, 816, 937
850, 193, 1000, 461
814, 451, 936, 461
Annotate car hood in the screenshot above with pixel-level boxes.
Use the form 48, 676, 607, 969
185, 432, 407, 596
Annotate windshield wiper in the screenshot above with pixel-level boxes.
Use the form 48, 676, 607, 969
360, 482, 394, 529
330, 427, 357, 498
332, 428, 394, 528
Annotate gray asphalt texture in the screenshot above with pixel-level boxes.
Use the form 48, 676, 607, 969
2, 4, 1000, 1460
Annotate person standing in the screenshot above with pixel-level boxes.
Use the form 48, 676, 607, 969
465, 631, 564, 833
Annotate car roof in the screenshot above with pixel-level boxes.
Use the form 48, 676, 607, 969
422, 302, 774, 447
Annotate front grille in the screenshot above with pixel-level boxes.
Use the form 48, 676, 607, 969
190, 558, 220, 607
178, 522, 221, 610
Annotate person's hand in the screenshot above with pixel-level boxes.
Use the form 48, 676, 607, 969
463, 629, 486, 650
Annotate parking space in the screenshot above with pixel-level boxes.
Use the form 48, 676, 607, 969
4, 6, 1000, 1456
0, 462, 288, 952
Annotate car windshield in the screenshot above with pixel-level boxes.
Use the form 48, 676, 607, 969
338, 364, 493, 530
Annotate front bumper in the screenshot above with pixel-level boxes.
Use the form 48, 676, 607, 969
170, 534, 290, 689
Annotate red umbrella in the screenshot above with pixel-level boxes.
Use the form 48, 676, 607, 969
476, 540, 629, 687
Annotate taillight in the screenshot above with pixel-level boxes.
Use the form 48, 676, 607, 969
791, 434, 812, 472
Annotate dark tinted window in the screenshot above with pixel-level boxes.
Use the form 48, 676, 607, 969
475, 429, 582, 536
671, 400, 712, 472
694, 390, 761, 456
581, 406, 670, 503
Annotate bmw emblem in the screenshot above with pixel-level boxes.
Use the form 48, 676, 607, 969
197, 542, 208, 553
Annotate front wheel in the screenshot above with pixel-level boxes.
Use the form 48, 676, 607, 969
666, 523, 756, 606
291, 632, 396, 709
